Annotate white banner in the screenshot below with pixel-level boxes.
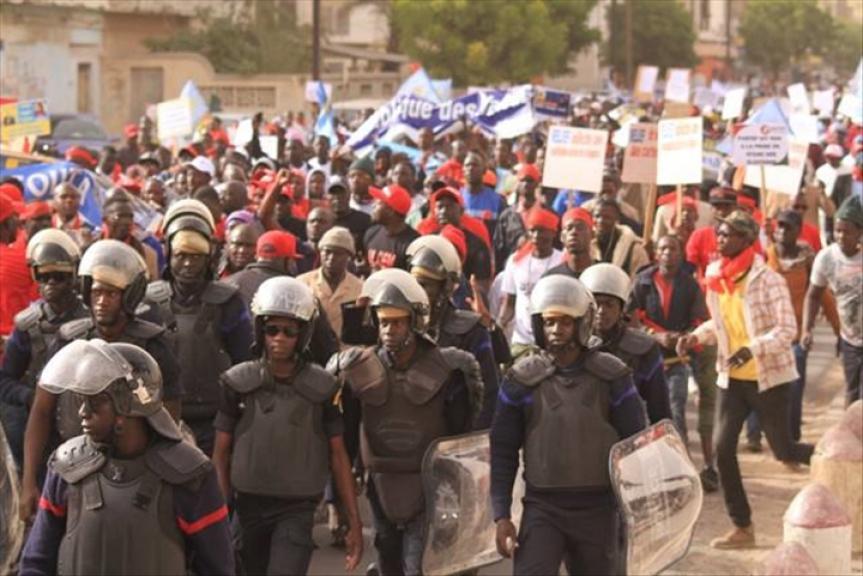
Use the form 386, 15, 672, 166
542, 126, 608, 192
657, 117, 702, 185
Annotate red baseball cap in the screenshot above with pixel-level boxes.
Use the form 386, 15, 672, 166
124, 123, 139, 139
65, 146, 97, 169
256, 230, 299, 260
0, 183, 24, 203
22, 201, 52, 221
517, 164, 541, 182
370, 185, 412, 216
430, 186, 464, 207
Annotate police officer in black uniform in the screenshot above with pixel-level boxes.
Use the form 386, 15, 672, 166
19, 340, 233, 575
144, 199, 253, 455
0, 229, 88, 468
581, 263, 672, 424
407, 235, 499, 429
490, 275, 647, 575
20, 239, 182, 523
212, 276, 363, 574
332, 269, 481, 576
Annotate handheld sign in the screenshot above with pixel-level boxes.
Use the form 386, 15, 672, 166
542, 125, 608, 193
722, 88, 747, 120
656, 117, 702, 185
634, 66, 659, 102
787, 83, 810, 114
156, 98, 194, 142
664, 69, 691, 104
621, 123, 658, 185
0, 99, 50, 143
743, 138, 808, 196
732, 123, 789, 166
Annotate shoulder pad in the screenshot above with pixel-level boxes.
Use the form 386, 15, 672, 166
618, 328, 657, 356
325, 346, 367, 376
124, 318, 166, 341
49, 436, 106, 484
439, 346, 481, 377
222, 360, 265, 394
507, 353, 556, 388
584, 351, 631, 381
145, 439, 212, 486
439, 346, 483, 420
443, 309, 481, 336
202, 281, 239, 305
14, 304, 41, 332
145, 279, 173, 305
58, 317, 94, 342
294, 363, 339, 403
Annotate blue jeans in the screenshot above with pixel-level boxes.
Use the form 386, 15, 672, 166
665, 363, 690, 443
367, 479, 426, 576
747, 343, 807, 442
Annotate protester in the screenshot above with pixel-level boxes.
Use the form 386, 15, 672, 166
545, 207, 597, 279
364, 184, 419, 272
591, 198, 649, 278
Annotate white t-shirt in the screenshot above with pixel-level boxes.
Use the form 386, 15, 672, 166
811, 243, 863, 347
502, 249, 564, 345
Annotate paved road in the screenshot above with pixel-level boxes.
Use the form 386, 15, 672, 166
306, 321, 849, 576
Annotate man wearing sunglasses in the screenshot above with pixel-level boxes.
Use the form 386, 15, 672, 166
212, 277, 363, 575
0, 229, 88, 469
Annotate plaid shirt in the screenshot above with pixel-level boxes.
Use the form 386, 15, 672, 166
693, 256, 798, 391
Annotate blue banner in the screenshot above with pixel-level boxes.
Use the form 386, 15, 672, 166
532, 86, 572, 120
0, 161, 106, 227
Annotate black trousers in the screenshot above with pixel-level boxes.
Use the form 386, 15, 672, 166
514, 498, 618, 576
714, 380, 814, 528
236, 493, 317, 576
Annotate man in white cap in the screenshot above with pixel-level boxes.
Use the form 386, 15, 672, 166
184, 156, 215, 197
297, 226, 362, 345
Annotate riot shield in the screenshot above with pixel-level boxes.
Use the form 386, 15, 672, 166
610, 419, 702, 576
420, 431, 525, 576
0, 424, 24, 574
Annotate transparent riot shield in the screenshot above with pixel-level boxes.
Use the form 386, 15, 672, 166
420, 431, 525, 576
610, 419, 702, 576
0, 425, 24, 574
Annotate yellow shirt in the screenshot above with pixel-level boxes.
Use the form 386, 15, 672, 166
718, 276, 759, 381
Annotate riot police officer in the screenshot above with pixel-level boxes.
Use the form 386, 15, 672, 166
332, 269, 481, 576
580, 263, 672, 424
490, 275, 646, 575
145, 199, 253, 454
407, 235, 499, 429
0, 229, 88, 468
20, 239, 181, 523
19, 340, 233, 575
212, 276, 363, 574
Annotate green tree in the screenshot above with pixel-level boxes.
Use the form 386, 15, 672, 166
828, 20, 863, 78
602, 0, 698, 76
145, 1, 310, 75
739, 0, 834, 79
390, 0, 597, 86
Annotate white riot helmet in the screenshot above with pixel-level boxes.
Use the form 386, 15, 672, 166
530, 275, 596, 348
251, 276, 318, 355
579, 263, 631, 304
161, 198, 216, 241
78, 239, 149, 314
363, 268, 430, 334
26, 228, 81, 277
407, 235, 462, 285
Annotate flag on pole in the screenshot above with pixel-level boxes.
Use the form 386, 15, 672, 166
313, 81, 337, 143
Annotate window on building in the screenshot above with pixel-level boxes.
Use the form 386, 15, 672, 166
700, 0, 711, 31
360, 83, 372, 96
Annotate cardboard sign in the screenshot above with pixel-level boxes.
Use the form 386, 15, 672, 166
837, 94, 862, 124
787, 83, 810, 114
693, 86, 720, 110
812, 89, 835, 117
789, 114, 820, 144
156, 98, 194, 142
542, 125, 608, 192
743, 137, 808, 196
621, 123, 657, 184
722, 87, 747, 120
656, 117, 702, 185
732, 123, 789, 166
664, 68, 691, 104
634, 66, 659, 102
0, 99, 50, 142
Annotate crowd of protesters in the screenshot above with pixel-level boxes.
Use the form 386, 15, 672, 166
0, 78, 861, 575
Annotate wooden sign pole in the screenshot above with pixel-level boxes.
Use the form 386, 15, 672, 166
642, 183, 657, 242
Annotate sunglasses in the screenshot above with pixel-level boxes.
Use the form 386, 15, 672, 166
35, 271, 72, 283
263, 324, 302, 338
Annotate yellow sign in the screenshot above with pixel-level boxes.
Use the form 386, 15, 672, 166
0, 99, 51, 143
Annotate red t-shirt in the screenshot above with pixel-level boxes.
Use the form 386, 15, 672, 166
0, 231, 38, 336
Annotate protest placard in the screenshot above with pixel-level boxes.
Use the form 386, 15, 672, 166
732, 123, 789, 166
542, 125, 607, 192
693, 86, 720, 110
664, 68, 691, 104
634, 66, 659, 102
743, 137, 808, 196
260, 135, 279, 159
656, 117, 702, 185
156, 98, 194, 142
789, 114, 819, 144
621, 123, 657, 184
532, 86, 571, 120
787, 83, 810, 114
0, 99, 50, 142
722, 87, 747, 120
837, 94, 862, 124
812, 89, 835, 117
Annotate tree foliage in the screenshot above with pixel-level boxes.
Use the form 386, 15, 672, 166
391, 0, 598, 86
602, 0, 698, 75
828, 20, 863, 78
739, 0, 834, 78
145, 0, 310, 75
